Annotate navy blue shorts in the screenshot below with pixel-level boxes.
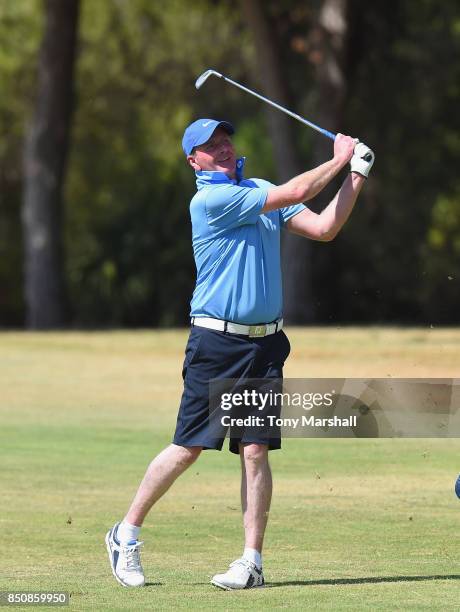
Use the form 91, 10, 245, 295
173, 326, 291, 454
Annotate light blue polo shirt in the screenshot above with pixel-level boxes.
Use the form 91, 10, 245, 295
189, 158, 305, 324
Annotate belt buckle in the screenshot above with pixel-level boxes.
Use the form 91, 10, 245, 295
248, 324, 267, 338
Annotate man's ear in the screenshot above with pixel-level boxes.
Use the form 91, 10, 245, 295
187, 155, 201, 172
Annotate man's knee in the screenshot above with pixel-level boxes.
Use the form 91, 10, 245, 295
173, 444, 202, 466
241, 443, 269, 466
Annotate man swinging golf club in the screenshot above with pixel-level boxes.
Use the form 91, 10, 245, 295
106, 116, 374, 590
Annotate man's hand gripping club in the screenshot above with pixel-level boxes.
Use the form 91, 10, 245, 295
350, 141, 375, 178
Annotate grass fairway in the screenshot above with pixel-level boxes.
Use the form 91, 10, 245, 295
1, 327, 459, 610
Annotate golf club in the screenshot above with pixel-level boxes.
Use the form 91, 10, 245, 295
195, 69, 336, 141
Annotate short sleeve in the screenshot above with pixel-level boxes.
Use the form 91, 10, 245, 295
248, 178, 306, 227
279, 203, 306, 227
205, 184, 267, 230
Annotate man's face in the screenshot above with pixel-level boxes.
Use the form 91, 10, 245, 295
188, 128, 237, 178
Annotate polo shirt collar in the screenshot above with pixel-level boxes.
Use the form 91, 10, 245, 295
195, 157, 246, 189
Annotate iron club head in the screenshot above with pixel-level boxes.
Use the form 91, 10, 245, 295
195, 69, 223, 89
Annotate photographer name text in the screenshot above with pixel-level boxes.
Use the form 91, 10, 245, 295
220, 415, 357, 428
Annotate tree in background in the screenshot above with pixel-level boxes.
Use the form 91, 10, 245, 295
21, 0, 79, 328
0, 1, 42, 326
292, 0, 350, 322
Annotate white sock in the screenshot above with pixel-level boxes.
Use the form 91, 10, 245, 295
243, 547, 262, 568
117, 520, 141, 544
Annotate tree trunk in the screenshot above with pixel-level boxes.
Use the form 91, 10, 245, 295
21, 0, 80, 329
310, 0, 348, 173
241, 0, 315, 324
307, 0, 349, 319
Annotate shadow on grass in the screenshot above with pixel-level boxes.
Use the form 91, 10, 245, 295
267, 574, 460, 588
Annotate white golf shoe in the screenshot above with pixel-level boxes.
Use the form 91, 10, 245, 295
105, 522, 145, 587
211, 558, 264, 590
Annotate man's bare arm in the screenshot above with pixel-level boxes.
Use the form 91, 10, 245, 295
286, 173, 365, 241
261, 133, 356, 214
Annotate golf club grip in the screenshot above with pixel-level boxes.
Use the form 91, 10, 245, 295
222, 76, 336, 141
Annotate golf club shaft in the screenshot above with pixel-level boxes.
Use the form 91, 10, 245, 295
220, 74, 336, 141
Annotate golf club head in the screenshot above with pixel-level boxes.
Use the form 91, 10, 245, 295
195, 69, 222, 89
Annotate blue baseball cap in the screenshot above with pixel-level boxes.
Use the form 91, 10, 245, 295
182, 118, 234, 156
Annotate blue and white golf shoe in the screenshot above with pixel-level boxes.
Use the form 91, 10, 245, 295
211, 557, 264, 590
105, 522, 145, 587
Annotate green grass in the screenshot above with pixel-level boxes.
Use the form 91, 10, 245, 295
1, 329, 460, 610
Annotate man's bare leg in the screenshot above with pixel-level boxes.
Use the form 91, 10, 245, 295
125, 444, 202, 526
210, 443, 270, 589
239, 443, 272, 553
107, 443, 201, 587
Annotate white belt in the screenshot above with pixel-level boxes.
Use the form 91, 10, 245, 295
191, 316, 283, 338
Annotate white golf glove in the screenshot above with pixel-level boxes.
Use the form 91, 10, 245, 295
350, 142, 375, 178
